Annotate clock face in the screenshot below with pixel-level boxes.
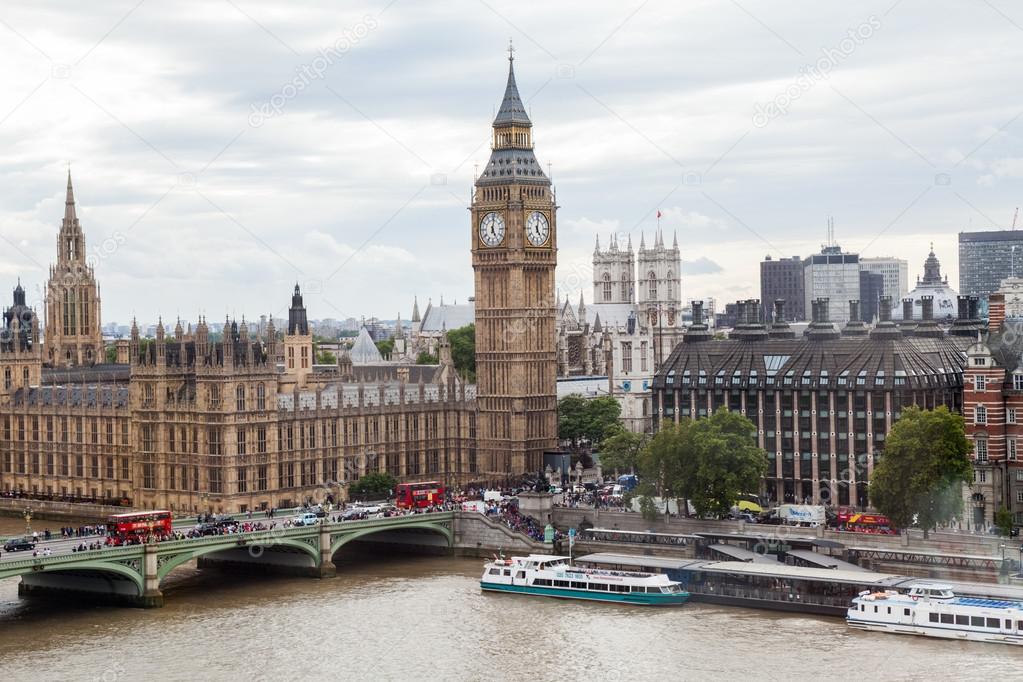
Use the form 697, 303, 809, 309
526, 211, 550, 246
479, 212, 505, 247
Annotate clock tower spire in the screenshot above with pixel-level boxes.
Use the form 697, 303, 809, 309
471, 48, 558, 478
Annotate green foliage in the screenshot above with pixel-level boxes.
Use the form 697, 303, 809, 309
447, 324, 475, 381
105, 345, 117, 363
338, 330, 358, 338
637, 408, 768, 518
869, 406, 973, 536
313, 334, 337, 344
558, 395, 622, 448
598, 430, 647, 475
416, 351, 439, 365
375, 338, 395, 358
316, 349, 337, 365
349, 472, 397, 498
994, 506, 1014, 537
634, 481, 659, 521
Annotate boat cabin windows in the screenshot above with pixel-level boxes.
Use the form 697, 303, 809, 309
955, 615, 969, 626
929, 613, 939, 623
516, 571, 525, 579
487, 568, 501, 575
940, 614, 953, 624
987, 618, 1000, 629
503, 570, 511, 576
571, 582, 587, 589
533, 578, 552, 586
971, 616, 984, 627
903, 609, 911, 616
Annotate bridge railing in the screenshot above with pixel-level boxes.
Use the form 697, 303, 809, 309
0, 545, 144, 573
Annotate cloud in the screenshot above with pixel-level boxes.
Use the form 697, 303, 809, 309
0, 1, 1020, 324
682, 257, 723, 275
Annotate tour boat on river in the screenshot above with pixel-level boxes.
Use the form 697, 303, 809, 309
480, 554, 689, 605
847, 583, 1023, 646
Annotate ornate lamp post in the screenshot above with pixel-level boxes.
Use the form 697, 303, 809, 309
23, 506, 32, 536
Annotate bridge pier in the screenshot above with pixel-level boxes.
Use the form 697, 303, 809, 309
318, 523, 336, 578
141, 544, 165, 608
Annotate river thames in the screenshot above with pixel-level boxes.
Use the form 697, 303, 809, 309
0, 517, 1020, 681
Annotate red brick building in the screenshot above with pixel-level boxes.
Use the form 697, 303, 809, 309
962, 303, 1023, 530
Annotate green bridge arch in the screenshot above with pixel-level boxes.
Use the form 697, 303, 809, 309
329, 518, 454, 556
0, 552, 146, 596
155, 536, 321, 582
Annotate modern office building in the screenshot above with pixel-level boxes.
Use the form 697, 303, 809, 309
803, 245, 860, 324
958, 230, 1023, 299
859, 256, 908, 303
760, 255, 805, 322
858, 271, 884, 323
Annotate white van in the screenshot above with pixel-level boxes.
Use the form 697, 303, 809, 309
294, 512, 320, 526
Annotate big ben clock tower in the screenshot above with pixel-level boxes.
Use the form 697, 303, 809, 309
472, 45, 558, 478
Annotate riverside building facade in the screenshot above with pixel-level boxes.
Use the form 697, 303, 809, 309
651, 296, 979, 507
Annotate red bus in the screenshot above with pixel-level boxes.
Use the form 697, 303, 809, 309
106, 510, 173, 541
836, 508, 898, 535
395, 482, 445, 509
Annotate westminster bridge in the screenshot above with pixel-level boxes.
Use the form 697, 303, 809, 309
0, 511, 545, 607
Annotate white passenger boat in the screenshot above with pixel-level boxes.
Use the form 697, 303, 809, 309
847, 583, 1023, 646
480, 554, 688, 605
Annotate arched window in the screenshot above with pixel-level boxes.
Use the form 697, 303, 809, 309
647, 272, 657, 300
666, 271, 674, 301
256, 383, 266, 410
22, 367, 29, 387
602, 273, 612, 301
3, 367, 10, 390
236, 385, 246, 411
975, 405, 987, 425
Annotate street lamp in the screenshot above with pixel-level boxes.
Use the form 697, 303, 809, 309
23, 506, 32, 536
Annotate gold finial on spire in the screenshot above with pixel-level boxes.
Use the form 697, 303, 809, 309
508, 38, 515, 61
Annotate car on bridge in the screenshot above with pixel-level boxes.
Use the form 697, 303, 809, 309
3, 537, 37, 552
293, 513, 320, 527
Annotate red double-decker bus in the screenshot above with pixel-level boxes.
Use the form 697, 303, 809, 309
106, 510, 173, 541
394, 482, 445, 509
836, 508, 898, 535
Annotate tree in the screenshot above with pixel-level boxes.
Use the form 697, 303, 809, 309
557, 395, 622, 450
995, 506, 1014, 538
348, 472, 396, 499
316, 349, 336, 365
636, 409, 768, 518
684, 409, 768, 518
598, 430, 646, 476
869, 406, 973, 539
447, 324, 475, 381
105, 345, 117, 363
416, 351, 438, 365
375, 338, 394, 358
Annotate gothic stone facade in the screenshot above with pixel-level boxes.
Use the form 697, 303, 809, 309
471, 52, 558, 475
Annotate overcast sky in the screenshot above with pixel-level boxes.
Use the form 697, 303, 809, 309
1, 0, 1021, 325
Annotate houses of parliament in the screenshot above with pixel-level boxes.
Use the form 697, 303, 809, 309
0, 52, 560, 513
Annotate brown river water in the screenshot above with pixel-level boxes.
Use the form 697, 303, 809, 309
0, 517, 1020, 681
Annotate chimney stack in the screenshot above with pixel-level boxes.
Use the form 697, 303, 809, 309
692, 300, 704, 326
774, 299, 786, 323
989, 293, 1005, 334
878, 296, 892, 323
849, 299, 860, 322
921, 295, 933, 321
902, 298, 913, 321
